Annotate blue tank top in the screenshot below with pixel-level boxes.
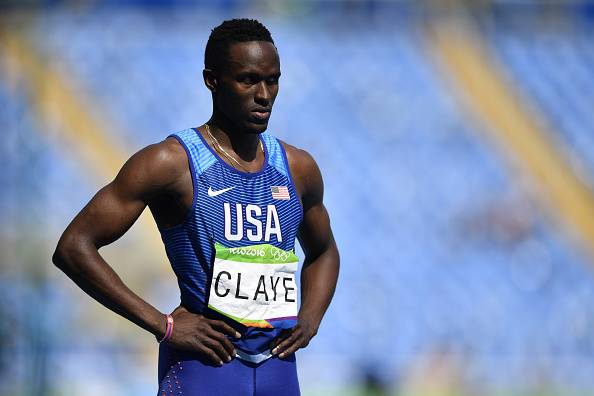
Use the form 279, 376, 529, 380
159, 128, 303, 363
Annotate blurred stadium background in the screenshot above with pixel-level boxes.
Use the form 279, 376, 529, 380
2, 0, 594, 395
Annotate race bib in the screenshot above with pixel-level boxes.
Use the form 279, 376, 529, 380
207, 243, 299, 328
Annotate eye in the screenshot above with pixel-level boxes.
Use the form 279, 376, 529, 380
266, 76, 279, 85
241, 76, 255, 85
238, 74, 260, 85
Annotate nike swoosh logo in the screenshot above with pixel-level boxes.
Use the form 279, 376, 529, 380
207, 186, 235, 197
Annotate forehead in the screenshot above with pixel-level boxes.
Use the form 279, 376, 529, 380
224, 41, 280, 73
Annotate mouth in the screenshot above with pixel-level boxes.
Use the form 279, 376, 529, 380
251, 109, 271, 121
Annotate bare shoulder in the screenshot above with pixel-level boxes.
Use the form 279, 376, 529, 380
279, 140, 323, 207
114, 136, 189, 198
280, 140, 318, 174
144, 136, 187, 174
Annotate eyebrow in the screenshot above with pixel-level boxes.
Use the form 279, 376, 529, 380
225, 57, 280, 72
237, 71, 281, 79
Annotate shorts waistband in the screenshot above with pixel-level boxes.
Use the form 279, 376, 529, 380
235, 349, 272, 364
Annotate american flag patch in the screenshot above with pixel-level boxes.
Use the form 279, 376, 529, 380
271, 186, 290, 200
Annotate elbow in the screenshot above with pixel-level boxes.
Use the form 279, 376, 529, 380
52, 232, 86, 273
52, 237, 71, 271
52, 244, 67, 270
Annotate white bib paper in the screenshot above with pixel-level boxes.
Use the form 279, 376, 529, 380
207, 243, 299, 328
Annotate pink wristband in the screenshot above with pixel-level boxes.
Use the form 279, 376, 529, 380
158, 314, 174, 343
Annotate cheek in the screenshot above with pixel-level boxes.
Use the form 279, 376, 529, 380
218, 91, 245, 112
224, 87, 252, 107
216, 91, 254, 121
271, 87, 280, 102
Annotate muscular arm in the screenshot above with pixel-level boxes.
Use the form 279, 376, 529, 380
52, 139, 186, 339
272, 145, 340, 358
54, 138, 241, 365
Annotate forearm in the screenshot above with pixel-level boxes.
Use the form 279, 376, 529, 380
53, 238, 166, 340
298, 241, 339, 327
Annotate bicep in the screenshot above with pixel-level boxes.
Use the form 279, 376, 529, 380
60, 142, 177, 249
297, 202, 334, 260
295, 153, 335, 259
65, 180, 147, 248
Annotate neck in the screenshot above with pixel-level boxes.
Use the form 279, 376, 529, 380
206, 114, 262, 162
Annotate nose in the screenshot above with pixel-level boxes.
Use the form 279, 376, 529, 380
254, 81, 271, 104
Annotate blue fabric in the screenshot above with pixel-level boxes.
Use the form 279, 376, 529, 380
158, 128, 303, 361
158, 342, 301, 396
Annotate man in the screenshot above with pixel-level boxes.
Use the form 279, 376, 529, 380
52, 18, 339, 395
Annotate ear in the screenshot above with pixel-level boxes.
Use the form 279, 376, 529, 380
203, 69, 217, 92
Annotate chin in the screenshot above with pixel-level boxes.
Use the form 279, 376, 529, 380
245, 120, 269, 134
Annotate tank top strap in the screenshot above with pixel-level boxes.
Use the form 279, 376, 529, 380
261, 132, 293, 182
167, 128, 216, 177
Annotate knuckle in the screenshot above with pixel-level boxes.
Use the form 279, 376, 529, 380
213, 333, 227, 344
208, 352, 219, 362
211, 329, 226, 339
197, 321, 208, 330
213, 341, 224, 352
202, 346, 215, 357
212, 339, 223, 349
192, 334, 203, 344
204, 319, 216, 328
196, 345, 207, 355
283, 348, 292, 355
223, 325, 235, 334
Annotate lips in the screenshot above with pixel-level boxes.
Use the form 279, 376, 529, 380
251, 109, 271, 121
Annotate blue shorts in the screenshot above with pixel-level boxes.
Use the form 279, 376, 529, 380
158, 342, 301, 396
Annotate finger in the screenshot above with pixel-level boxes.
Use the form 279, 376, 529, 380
279, 336, 306, 359
203, 336, 232, 363
274, 328, 293, 342
209, 328, 236, 357
209, 319, 241, 339
269, 337, 282, 350
272, 328, 301, 355
196, 343, 224, 366
269, 329, 292, 350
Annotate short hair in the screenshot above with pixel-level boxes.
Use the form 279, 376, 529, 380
205, 18, 274, 72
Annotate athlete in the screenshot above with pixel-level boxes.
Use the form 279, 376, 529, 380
52, 19, 339, 395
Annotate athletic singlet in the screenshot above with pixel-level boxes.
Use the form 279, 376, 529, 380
159, 128, 303, 364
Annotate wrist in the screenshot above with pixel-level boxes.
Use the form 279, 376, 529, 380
157, 314, 174, 343
298, 309, 322, 329
150, 310, 166, 341
154, 313, 165, 342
